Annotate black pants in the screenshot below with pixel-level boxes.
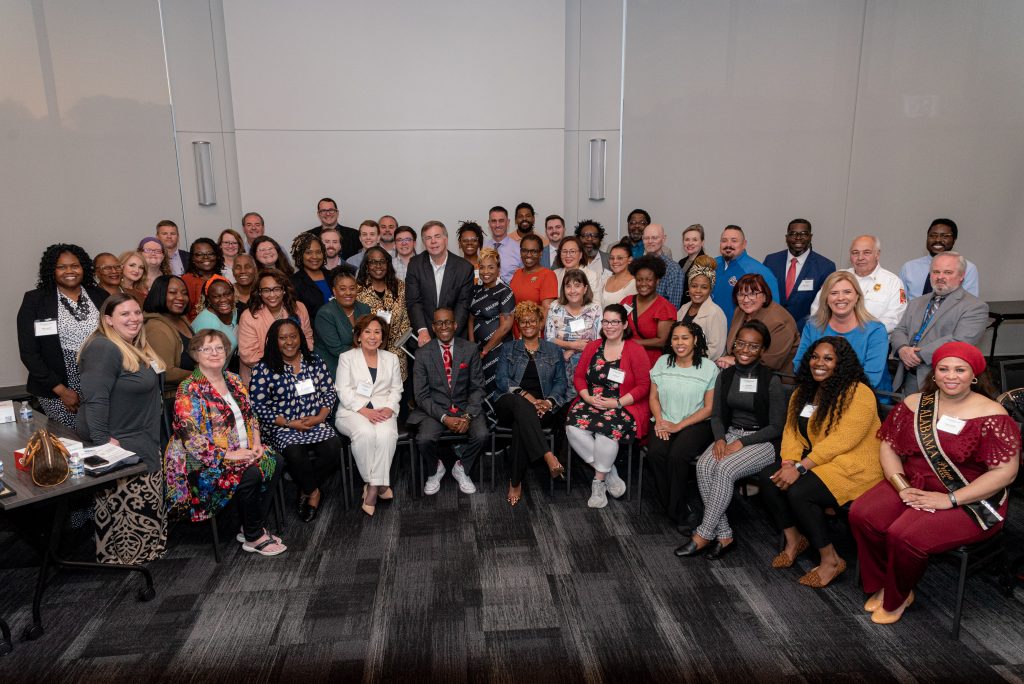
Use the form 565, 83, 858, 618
645, 421, 714, 524
236, 452, 283, 542
281, 436, 341, 496
757, 458, 839, 549
495, 393, 565, 487
415, 415, 489, 474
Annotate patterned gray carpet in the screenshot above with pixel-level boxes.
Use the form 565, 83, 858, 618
2, 455, 1023, 683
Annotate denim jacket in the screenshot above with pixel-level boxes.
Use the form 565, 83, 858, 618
492, 339, 574, 407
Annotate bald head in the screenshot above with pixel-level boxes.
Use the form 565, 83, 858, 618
849, 235, 881, 277
643, 223, 666, 255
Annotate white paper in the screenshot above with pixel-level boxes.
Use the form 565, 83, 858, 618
569, 318, 586, 333
82, 442, 137, 472
607, 368, 625, 383
937, 414, 966, 435
34, 319, 58, 336
800, 404, 815, 418
797, 279, 814, 292
0, 400, 14, 424
377, 310, 392, 324
739, 377, 758, 393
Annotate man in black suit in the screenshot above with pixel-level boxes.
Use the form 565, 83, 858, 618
306, 197, 361, 259
409, 308, 488, 495
156, 220, 189, 276
405, 220, 475, 344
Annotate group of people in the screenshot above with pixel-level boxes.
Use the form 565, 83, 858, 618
16, 201, 1019, 626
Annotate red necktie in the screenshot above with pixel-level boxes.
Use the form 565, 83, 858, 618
785, 257, 798, 298
442, 343, 452, 387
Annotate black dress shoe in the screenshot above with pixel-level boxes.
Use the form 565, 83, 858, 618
297, 499, 310, 519
706, 540, 736, 561
301, 504, 319, 523
676, 524, 693, 537
674, 540, 711, 558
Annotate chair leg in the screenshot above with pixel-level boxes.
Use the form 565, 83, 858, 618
273, 477, 285, 537
625, 443, 633, 502
490, 432, 496, 492
566, 443, 573, 495
339, 443, 351, 511
210, 514, 221, 564
636, 448, 645, 516
952, 551, 969, 640
408, 440, 418, 499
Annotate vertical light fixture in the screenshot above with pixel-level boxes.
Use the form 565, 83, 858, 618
192, 141, 216, 206
589, 138, 606, 201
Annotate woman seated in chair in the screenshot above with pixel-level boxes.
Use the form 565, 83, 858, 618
676, 320, 785, 560
335, 315, 403, 516
758, 336, 882, 588
648, 321, 718, 535
165, 329, 286, 556
565, 303, 652, 510
493, 301, 574, 506
850, 342, 1020, 624
718, 273, 800, 373
250, 319, 339, 523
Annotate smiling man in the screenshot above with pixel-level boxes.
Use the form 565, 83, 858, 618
405, 220, 475, 345
712, 225, 780, 323
763, 219, 835, 330
898, 218, 979, 301
810, 235, 906, 333
485, 205, 522, 283
641, 223, 686, 308
156, 220, 189, 276
890, 252, 988, 394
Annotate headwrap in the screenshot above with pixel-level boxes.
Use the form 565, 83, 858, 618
932, 341, 986, 376
203, 274, 231, 295
138, 236, 162, 251
688, 254, 717, 290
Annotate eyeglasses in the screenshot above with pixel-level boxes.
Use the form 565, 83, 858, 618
97, 265, 122, 272
627, 220, 648, 227
193, 252, 216, 259
259, 286, 284, 295
432, 320, 455, 328
786, 231, 810, 239
197, 346, 226, 355
318, 208, 338, 215
521, 248, 541, 255
142, 248, 163, 255
579, 233, 599, 239
561, 249, 580, 256
459, 237, 480, 244
738, 291, 764, 300
600, 319, 624, 326
396, 237, 415, 244
733, 340, 763, 351
366, 259, 389, 266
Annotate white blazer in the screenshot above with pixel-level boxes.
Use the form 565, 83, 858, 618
335, 348, 403, 414
681, 298, 728, 361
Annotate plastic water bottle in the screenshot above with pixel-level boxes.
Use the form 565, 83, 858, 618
19, 401, 33, 422
69, 452, 85, 479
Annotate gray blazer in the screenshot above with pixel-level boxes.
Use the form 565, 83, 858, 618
890, 287, 988, 392
404, 250, 474, 337
408, 337, 485, 424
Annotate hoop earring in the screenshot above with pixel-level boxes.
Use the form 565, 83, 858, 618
971, 377, 978, 385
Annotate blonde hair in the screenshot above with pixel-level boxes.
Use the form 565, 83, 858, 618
478, 247, 500, 267
80, 293, 165, 373
809, 271, 876, 330
118, 250, 147, 289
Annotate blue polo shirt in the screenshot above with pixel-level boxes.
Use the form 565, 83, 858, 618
713, 251, 781, 323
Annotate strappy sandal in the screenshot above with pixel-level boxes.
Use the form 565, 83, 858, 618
771, 536, 810, 569
236, 528, 282, 544
241, 533, 287, 556
507, 484, 522, 507
798, 559, 847, 588
543, 453, 566, 480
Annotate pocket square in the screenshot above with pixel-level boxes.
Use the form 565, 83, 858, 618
458, 362, 468, 369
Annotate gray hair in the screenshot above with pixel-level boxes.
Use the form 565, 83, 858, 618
932, 251, 967, 275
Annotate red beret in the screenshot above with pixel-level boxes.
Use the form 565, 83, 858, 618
932, 341, 986, 376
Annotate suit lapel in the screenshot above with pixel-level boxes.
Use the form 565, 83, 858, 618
922, 288, 964, 337
437, 251, 457, 308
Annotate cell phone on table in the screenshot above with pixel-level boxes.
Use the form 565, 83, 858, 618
84, 455, 109, 467
0, 479, 14, 499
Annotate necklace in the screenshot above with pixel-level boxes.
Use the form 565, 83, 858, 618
58, 290, 90, 322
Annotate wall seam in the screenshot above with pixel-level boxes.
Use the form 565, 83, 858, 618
840, 0, 869, 256
157, 0, 188, 241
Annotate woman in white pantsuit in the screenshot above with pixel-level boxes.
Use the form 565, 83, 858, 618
335, 314, 403, 516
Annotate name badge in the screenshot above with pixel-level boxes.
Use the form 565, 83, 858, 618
294, 379, 315, 396
377, 310, 393, 324
34, 319, 58, 336
623, 304, 633, 315
739, 377, 758, 393
800, 404, 815, 418
356, 381, 373, 397
150, 360, 164, 374
937, 414, 966, 435
607, 368, 625, 384
798, 279, 814, 292
569, 318, 586, 333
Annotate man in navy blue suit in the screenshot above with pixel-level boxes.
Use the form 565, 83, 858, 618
762, 219, 836, 331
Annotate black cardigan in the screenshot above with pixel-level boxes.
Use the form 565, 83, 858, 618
17, 285, 109, 397
711, 363, 784, 451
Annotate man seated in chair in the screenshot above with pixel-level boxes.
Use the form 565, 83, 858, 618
408, 308, 488, 495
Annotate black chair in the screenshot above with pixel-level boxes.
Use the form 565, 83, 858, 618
999, 359, 1024, 394
489, 425, 561, 494
0, 617, 11, 657
939, 532, 1013, 640
338, 426, 415, 508
207, 476, 285, 564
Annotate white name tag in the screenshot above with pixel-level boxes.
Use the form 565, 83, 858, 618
34, 319, 58, 336
569, 318, 586, 333
294, 379, 315, 396
150, 360, 164, 373
937, 414, 966, 435
623, 304, 633, 314
377, 310, 392, 324
739, 377, 758, 393
356, 381, 373, 397
607, 368, 625, 383
800, 403, 815, 418
798, 279, 814, 292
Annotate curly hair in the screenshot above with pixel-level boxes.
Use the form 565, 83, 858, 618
356, 245, 400, 298
457, 221, 484, 246
574, 219, 606, 242
628, 253, 667, 280
249, 268, 300, 316
37, 243, 95, 290
187, 237, 224, 276
789, 336, 869, 434
289, 232, 326, 272
662, 320, 708, 369
513, 300, 543, 325
250, 235, 294, 276
261, 318, 312, 375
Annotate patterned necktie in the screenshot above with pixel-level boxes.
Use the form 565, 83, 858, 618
912, 295, 945, 344
442, 343, 452, 387
785, 257, 798, 298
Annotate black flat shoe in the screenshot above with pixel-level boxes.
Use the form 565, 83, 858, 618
706, 540, 736, 561
674, 540, 711, 558
297, 499, 310, 520
676, 524, 693, 537
302, 503, 319, 523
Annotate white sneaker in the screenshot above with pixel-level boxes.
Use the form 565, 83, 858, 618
588, 479, 608, 508
606, 465, 627, 499
451, 461, 477, 494
424, 460, 446, 495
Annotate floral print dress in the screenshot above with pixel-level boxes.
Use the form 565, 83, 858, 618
567, 341, 636, 441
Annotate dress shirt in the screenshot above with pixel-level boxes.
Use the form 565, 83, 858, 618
784, 249, 811, 291
431, 253, 447, 303
167, 250, 185, 276
899, 255, 980, 301
488, 236, 523, 284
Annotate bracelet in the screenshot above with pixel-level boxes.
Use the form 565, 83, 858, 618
948, 491, 958, 508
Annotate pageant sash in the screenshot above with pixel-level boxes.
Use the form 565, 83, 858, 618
914, 392, 1005, 530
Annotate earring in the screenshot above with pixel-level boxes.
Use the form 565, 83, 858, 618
971, 377, 979, 385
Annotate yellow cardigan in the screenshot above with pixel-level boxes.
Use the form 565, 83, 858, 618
781, 382, 882, 505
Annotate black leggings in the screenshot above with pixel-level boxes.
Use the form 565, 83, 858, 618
495, 394, 566, 487
235, 452, 283, 542
281, 436, 342, 495
645, 421, 714, 524
757, 458, 839, 549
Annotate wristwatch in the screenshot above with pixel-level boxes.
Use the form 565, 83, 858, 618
794, 462, 808, 476
948, 491, 958, 508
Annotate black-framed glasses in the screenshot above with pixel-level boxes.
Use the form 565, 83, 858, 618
366, 259, 389, 266
432, 319, 455, 328
600, 319, 624, 326
259, 286, 284, 295
733, 340, 762, 351
318, 208, 338, 215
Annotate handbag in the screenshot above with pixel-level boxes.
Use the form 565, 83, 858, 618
23, 429, 71, 487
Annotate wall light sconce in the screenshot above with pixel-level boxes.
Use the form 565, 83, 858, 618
588, 138, 606, 201
192, 141, 216, 206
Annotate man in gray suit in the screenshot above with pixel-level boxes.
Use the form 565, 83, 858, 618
891, 252, 988, 394
409, 308, 488, 495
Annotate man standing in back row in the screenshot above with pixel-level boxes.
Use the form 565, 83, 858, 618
406, 220, 475, 344
308, 197, 361, 259
899, 218, 979, 301
809, 235, 906, 332
713, 225, 780, 323
763, 218, 835, 331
